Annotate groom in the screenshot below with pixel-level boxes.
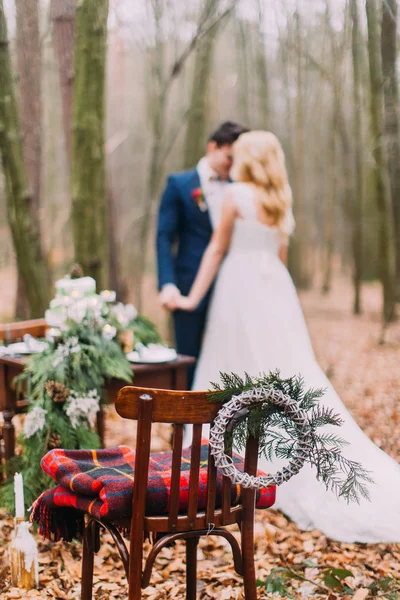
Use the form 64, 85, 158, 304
156, 121, 249, 387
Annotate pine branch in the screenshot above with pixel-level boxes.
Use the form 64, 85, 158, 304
207, 371, 373, 503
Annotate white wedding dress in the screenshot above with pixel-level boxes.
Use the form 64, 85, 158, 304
187, 182, 400, 544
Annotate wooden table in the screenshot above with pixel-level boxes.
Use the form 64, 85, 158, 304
0, 354, 195, 462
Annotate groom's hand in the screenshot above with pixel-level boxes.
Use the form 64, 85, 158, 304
159, 284, 181, 311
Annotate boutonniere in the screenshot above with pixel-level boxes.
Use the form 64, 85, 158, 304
191, 187, 208, 212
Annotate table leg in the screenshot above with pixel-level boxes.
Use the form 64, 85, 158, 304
97, 406, 105, 447
2, 409, 16, 461
0, 364, 16, 461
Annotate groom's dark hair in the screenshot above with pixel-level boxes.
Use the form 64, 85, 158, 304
208, 121, 249, 147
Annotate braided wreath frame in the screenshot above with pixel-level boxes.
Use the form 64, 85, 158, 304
209, 386, 312, 489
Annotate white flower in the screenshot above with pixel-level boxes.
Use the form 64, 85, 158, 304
102, 324, 117, 341
65, 390, 100, 429
24, 406, 47, 438
67, 337, 81, 353
52, 344, 69, 367
45, 308, 67, 328
125, 304, 138, 322
111, 303, 138, 328
52, 337, 81, 367
85, 296, 104, 323
68, 302, 87, 324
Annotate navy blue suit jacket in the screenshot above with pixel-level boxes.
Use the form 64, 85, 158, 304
156, 169, 213, 313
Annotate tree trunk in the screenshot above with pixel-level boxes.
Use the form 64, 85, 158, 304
71, 0, 109, 289
381, 0, 400, 297
365, 0, 396, 326
235, 19, 250, 125
108, 187, 128, 301
0, 0, 51, 317
183, 1, 220, 169
134, 1, 235, 306
51, 0, 75, 163
255, 0, 269, 128
322, 110, 336, 294
328, 2, 355, 308
15, 0, 43, 319
107, 31, 128, 301
350, 0, 364, 314
290, 9, 311, 289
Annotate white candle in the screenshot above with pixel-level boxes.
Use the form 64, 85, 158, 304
14, 472, 25, 519
100, 290, 116, 303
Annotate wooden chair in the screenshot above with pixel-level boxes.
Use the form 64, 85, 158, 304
80, 386, 266, 600
0, 318, 47, 343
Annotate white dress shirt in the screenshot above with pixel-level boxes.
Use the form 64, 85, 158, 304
161, 158, 228, 294
196, 156, 230, 229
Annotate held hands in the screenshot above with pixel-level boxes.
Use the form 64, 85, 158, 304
159, 284, 180, 310
159, 284, 196, 312
174, 295, 196, 311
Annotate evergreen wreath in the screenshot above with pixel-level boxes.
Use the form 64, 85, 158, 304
208, 371, 373, 503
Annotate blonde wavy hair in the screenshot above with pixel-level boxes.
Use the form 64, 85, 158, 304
231, 131, 294, 233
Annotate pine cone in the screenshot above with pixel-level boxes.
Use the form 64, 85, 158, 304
70, 263, 84, 279
48, 433, 62, 449
45, 380, 69, 403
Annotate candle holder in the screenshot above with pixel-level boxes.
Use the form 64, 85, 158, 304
9, 518, 39, 590
118, 329, 134, 353
100, 290, 116, 303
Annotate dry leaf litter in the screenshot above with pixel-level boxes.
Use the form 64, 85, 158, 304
1, 278, 400, 599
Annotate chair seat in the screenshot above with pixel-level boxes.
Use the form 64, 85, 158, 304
32, 442, 276, 541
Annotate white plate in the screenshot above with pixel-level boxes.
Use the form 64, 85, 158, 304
4, 341, 48, 355
126, 350, 178, 364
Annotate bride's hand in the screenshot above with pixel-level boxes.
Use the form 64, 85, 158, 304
174, 295, 197, 311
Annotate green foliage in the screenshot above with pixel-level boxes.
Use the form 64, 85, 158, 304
1, 311, 154, 513
260, 568, 299, 597
208, 370, 372, 503
368, 577, 400, 599
132, 314, 162, 345
256, 564, 399, 598
105, 311, 161, 347
322, 567, 354, 592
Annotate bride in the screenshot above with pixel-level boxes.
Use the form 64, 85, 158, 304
173, 130, 400, 544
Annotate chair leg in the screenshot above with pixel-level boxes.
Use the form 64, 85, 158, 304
128, 533, 145, 600
186, 536, 199, 600
241, 520, 257, 600
81, 519, 98, 600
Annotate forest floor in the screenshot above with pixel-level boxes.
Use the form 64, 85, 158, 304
1, 275, 400, 599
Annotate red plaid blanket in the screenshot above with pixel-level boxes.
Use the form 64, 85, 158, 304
31, 442, 276, 541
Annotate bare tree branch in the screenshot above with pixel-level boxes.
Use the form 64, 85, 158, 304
166, 0, 238, 86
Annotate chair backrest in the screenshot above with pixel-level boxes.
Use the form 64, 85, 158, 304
116, 386, 259, 532
0, 318, 47, 343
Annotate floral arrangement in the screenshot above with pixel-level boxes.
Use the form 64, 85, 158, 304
0, 270, 161, 512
